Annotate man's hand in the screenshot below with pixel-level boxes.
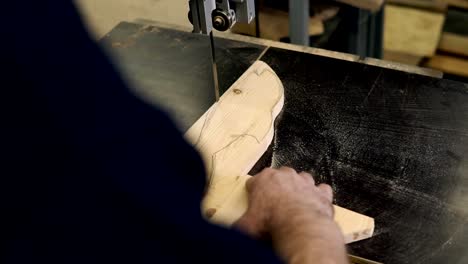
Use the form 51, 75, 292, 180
235, 167, 334, 237
235, 167, 348, 264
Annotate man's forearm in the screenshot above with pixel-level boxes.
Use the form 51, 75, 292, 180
271, 213, 348, 264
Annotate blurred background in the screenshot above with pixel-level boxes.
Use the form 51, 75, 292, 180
76, 0, 468, 83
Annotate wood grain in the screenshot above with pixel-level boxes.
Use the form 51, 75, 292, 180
439, 32, 468, 57
425, 54, 468, 77
185, 61, 374, 243
185, 61, 285, 222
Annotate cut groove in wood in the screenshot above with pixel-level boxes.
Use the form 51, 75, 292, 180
185, 61, 374, 244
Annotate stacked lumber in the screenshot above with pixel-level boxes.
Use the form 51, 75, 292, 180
384, 2, 468, 79
426, 8, 468, 78
231, 0, 384, 42
383, 4, 445, 66
231, 7, 328, 41
387, 0, 468, 11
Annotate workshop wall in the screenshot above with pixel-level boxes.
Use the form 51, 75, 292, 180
75, 0, 190, 39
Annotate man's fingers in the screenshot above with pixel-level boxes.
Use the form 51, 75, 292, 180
245, 176, 255, 193
234, 213, 260, 238
317, 183, 334, 203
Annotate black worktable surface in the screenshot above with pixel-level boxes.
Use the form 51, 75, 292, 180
101, 21, 468, 264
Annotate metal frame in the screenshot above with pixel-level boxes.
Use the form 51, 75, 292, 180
350, 8, 384, 59
289, 0, 310, 46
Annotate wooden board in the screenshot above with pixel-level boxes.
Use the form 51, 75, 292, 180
185, 61, 375, 244
425, 54, 468, 77
185, 60, 285, 224
439, 32, 468, 56
386, 0, 448, 12
384, 5, 445, 57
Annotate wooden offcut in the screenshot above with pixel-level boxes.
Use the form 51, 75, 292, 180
439, 32, 468, 57
185, 61, 285, 225
383, 50, 424, 66
384, 5, 445, 57
387, 0, 448, 11
425, 55, 468, 77
446, 0, 468, 9
185, 61, 375, 244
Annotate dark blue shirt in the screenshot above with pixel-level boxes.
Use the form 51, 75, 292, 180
1, 1, 281, 263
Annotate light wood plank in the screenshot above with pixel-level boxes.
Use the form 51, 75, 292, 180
387, 0, 448, 12
185, 61, 374, 243
426, 54, 468, 77
439, 32, 468, 57
334, 205, 375, 243
384, 5, 445, 57
446, 0, 468, 9
384, 50, 424, 66
185, 61, 285, 220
